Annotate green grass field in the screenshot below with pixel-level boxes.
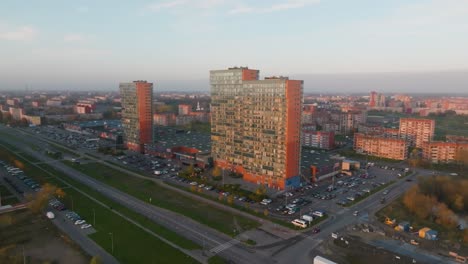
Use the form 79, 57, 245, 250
0, 142, 201, 263
0, 185, 13, 197
64, 161, 260, 236
1, 196, 19, 205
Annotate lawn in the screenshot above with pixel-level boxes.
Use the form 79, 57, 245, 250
64, 161, 260, 236
1, 196, 19, 205
64, 188, 199, 264
0, 185, 13, 197
0, 209, 89, 264
0, 139, 202, 262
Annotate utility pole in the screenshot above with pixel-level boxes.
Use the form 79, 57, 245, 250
109, 232, 114, 254
71, 195, 74, 211
93, 208, 95, 226
22, 245, 25, 264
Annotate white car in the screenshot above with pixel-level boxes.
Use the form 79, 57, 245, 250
260, 199, 272, 205
75, 219, 86, 225
81, 224, 92, 229
190, 181, 198, 186
198, 184, 205, 188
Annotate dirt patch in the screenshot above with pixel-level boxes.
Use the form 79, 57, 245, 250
0, 209, 88, 264
314, 235, 415, 264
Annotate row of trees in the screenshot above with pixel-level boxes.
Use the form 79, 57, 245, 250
0, 112, 29, 127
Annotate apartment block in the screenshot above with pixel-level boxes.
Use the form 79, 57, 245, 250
210, 67, 302, 190
302, 131, 335, 150
354, 133, 408, 160
399, 118, 435, 148
120, 81, 153, 152
422, 141, 468, 163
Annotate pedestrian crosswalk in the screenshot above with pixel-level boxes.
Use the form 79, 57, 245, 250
209, 239, 241, 254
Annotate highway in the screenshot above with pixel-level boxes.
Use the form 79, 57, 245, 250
0, 125, 272, 264
0, 124, 455, 264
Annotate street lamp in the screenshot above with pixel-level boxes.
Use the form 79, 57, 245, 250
109, 232, 114, 254
92, 208, 95, 226
70, 195, 74, 211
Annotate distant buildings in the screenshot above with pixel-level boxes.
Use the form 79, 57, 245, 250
302, 131, 335, 150
46, 99, 62, 107
120, 81, 154, 152
210, 67, 302, 190
354, 133, 408, 160
399, 118, 435, 148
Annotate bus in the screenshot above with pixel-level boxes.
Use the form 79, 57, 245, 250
291, 219, 308, 228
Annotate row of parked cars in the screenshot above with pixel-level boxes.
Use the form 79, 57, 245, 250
49, 198, 92, 229
65, 211, 92, 229
169, 176, 261, 204
275, 197, 311, 215
49, 198, 66, 211
1, 161, 41, 193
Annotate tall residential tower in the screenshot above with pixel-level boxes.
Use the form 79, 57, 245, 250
120, 81, 153, 152
210, 67, 303, 190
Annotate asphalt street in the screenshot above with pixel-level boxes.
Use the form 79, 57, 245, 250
1, 124, 456, 264
0, 125, 272, 264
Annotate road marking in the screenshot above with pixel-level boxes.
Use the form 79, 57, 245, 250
209, 238, 241, 254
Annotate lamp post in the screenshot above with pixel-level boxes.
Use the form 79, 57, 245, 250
92, 208, 95, 226
70, 195, 74, 211
109, 232, 114, 254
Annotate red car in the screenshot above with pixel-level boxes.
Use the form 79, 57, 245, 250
312, 227, 321, 234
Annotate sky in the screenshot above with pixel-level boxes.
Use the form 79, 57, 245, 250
1, 0, 468, 93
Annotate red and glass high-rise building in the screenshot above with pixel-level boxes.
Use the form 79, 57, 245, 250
120, 81, 153, 152
210, 67, 303, 190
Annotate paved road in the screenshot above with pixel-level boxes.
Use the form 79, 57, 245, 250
2, 125, 456, 264
0, 126, 272, 264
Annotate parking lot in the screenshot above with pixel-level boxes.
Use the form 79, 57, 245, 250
0, 160, 40, 196
264, 164, 407, 222
24, 125, 407, 227
30, 126, 107, 150
154, 126, 211, 153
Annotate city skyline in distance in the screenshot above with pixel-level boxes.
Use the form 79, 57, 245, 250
1, 0, 468, 92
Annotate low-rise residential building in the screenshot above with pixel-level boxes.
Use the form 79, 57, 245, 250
422, 141, 468, 163
399, 118, 435, 148
302, 131, 335, 150
354, 133, 408, 160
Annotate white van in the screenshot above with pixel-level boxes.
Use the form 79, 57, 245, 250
291, 219, 307, 228
312, 210, 325, 217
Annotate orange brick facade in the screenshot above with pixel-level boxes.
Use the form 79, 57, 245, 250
210, 68, 302, 190
354, 133, 408, 160
120, 81, 153, 152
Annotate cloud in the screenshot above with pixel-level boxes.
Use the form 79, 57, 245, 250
0, 25, 37, 41
229, 0, 320, 14
63, 33, 86, 42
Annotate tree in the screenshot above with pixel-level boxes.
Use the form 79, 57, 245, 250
212, 166, 222, 178
89, 256, 102, 264
187, 164, 194, 176
27, 183, 58, 214
463, 229, 468, 244
227, 195, 234, 205
263, 209, 269, 217
55, 188, 66, 199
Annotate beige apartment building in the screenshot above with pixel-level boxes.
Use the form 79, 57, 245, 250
354, 133, 408, 160
422, 141, 468, 163
399, 118, 435, 148
210, 67, 303, 190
